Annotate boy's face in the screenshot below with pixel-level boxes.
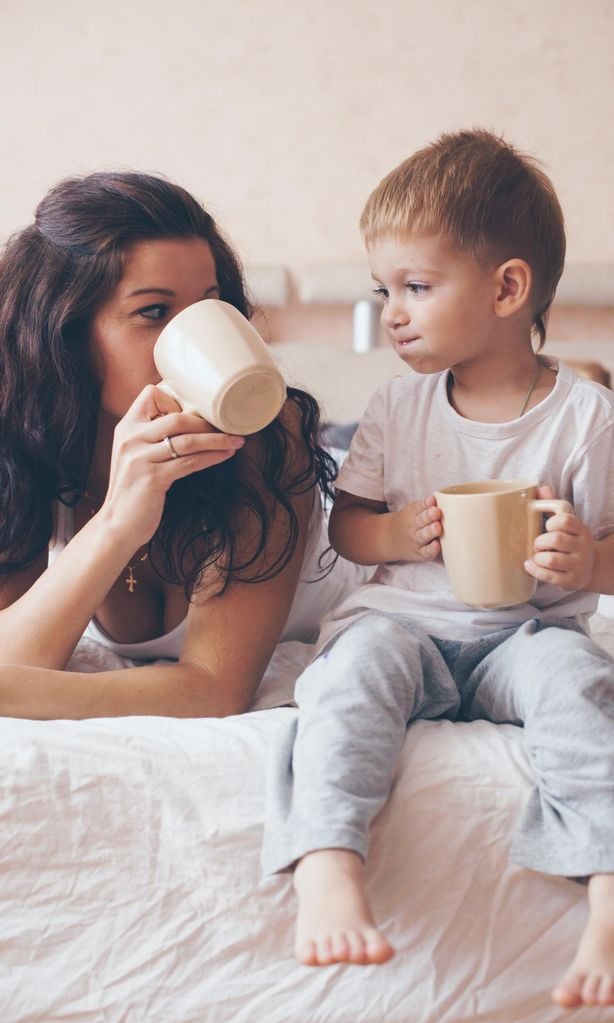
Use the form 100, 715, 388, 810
368, 234, 501, 375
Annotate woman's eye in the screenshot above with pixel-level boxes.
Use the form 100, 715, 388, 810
372, 287, 388, 301
138, 304, 168, 321
406, 282, 430, 296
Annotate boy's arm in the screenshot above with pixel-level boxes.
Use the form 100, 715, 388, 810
586, 533, 614, 595
329, 490, 442, 566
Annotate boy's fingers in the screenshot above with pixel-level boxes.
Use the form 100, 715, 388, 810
418, 504, 442, 525
416, 521, 442, 544
533, 531, 577, 553
524, 559, 568, 585
532, 550, 570, 572
544, 513, 583, 535
420, 539, 441, 560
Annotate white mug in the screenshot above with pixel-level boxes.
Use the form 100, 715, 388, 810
153, 299, 287, 434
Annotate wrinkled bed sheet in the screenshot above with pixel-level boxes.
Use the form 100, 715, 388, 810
1, 617, 613, 1022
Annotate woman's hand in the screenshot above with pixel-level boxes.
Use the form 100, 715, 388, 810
103, 385, 245, 547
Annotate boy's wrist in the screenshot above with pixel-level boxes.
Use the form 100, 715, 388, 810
383, 509, 418, 563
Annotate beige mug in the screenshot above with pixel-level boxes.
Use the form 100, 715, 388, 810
153, 299, 287, 434
434, 479, 573, 609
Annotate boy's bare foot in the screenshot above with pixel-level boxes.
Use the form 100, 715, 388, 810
552, 873, 614, 1008
292, 848, 394, 966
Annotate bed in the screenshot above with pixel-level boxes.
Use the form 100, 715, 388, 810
2, 277, 614, 1021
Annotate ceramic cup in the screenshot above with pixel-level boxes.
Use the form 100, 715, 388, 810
434, 479, 573, 609
153, 299, 286, 434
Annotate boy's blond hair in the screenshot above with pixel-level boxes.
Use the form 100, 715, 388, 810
360, 129, 566, 346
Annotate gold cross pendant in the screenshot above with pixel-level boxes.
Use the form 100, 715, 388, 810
125, 565, 137, 593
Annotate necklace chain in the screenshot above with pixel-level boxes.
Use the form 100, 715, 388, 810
447, 355, 545, 419
83, 492, 148, 593
517, 355, 544, 418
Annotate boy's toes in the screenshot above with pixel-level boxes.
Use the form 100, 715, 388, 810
314, 935, 335, 966
330, 932, 351, 962
581, 972, 603, 1005
580, 971, 614, 1006
554, 970, 614, 1008
346, 929, 370, 965
296, 938, 318, 967
596, 975, 614, 1005
366, 931, 395, 964
552, 971, 585, 1008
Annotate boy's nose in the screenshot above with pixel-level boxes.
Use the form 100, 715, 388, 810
381, 298, 410, 331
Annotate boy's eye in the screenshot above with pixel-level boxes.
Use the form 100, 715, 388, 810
138, 304, 168, 321
372, 286, 388, 301
406, 282, 430, 295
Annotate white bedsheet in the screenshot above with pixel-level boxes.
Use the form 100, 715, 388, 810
1, 618, 613, 1022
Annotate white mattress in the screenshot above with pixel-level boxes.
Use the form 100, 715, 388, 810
1, 617, 613, 1022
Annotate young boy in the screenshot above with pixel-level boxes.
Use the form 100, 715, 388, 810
261, 130, 614, 1010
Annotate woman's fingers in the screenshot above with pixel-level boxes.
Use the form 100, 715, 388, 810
105, 384, 247, 540
124, 383, 183, 421
155, 432, 244, 464
139, 410, 218, 444
155, 442, 244, 481
115, 386, 246, 463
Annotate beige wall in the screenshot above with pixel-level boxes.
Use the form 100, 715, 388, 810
1, 0, 613, 278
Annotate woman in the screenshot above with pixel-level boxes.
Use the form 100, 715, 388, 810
0, 172, 348, 718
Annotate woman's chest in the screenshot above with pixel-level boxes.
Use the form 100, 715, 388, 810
93, 555, 189, 645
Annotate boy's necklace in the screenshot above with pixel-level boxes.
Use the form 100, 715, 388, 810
83, 492, 149, 593
447, 355, 544, 419
517, 355, 544, 417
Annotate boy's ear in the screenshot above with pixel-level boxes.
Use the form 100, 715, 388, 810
493, 259, 532, 318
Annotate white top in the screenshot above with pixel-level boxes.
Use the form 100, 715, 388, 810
50, 493, 366, 663
325, 358, 614, 643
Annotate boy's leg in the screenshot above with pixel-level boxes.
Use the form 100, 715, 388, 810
262, 612, 460, 965
461, 619, 614, 1008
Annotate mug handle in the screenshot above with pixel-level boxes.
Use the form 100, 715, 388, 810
528, 499, 574, 517
156, 379, 199, 417
526, 498, 574, 561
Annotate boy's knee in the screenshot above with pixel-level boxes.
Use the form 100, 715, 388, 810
520, 623, 614, 708
338, 613, 426, 663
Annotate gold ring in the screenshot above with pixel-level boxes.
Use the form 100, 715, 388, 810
163, 435, 179, 459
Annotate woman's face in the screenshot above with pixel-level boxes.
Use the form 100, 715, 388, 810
89, 236, 220, 419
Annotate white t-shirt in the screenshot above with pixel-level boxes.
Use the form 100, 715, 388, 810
325, 358, 614, 642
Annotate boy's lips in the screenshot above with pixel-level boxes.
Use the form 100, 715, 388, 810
394, 336, 419, 350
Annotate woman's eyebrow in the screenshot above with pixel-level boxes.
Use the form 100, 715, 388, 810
125, 285, 220, 298
126, 287, 176, 298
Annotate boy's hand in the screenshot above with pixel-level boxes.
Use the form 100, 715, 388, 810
388, 496, 442, 562
524, 485, 596, 590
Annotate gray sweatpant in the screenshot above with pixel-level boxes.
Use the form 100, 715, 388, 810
262, 612, 614, 878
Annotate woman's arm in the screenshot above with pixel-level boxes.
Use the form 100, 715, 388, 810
0, 400, 314, 719
0, 507, 311, 719
0, 484, 315, 720
0, 510, 154, 668
0, 385, 243, 669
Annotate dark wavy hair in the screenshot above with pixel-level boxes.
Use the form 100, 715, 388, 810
0, 171, 336, 595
